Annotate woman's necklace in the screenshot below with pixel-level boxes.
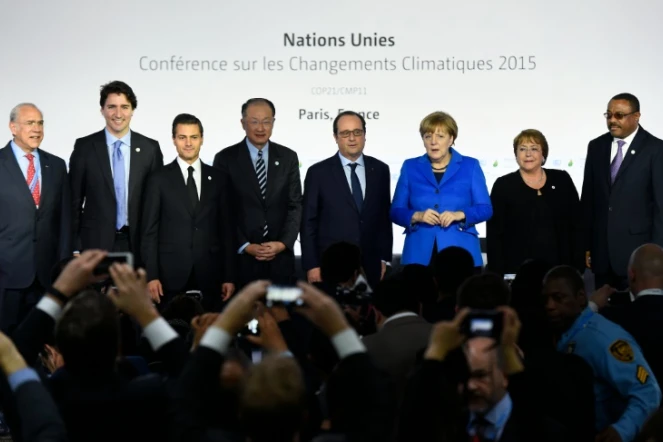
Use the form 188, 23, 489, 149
521, 169, 545, 195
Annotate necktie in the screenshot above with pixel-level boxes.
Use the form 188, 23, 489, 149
256, 150, 268, 237
25, 153, 40, 206
187, 166, 199, 210
349, 163, 363, 212
113, 140, 126, 230
610, 140, 626, 183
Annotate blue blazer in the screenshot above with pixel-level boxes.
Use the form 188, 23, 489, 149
390, 149, 492, 266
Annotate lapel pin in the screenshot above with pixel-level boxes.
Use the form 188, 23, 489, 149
135, 148, 140, 152
631, 150, 635, 154
208, 176, 212, 180
275, 161, 280, 166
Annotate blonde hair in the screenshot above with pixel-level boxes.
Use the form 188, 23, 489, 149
419, 111, 458, 141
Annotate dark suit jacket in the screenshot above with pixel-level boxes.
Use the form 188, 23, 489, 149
487, 168, 584, 275
13, 380, 68, 442
0, 143, 71, 289
602, 294, 663, 394
69, 129, 163, 262
301, 154, 393, 288
141, 160, 235, 293
581, 127, 663, 276
213, 139, 302, 284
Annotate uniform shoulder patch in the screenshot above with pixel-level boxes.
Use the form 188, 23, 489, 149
637, 365, 649, 384
609, 339, 634, 363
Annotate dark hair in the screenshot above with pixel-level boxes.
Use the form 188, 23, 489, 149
99, 81, 138, 109
457, 272, 511, 309
543, 265, 585, 295
161, 294, 205, 323
320, 242, 362, 285
402, 264, 437, 304
432, 246, 476, 297
333, 111, 367, 135
510, 259, 553, 310
171, 113, 204, 138
55, 290, 120, 376
372, 274, 420, 317
610, 93, 640, 112
241, 98, 276, 117
512, 129, 550, 161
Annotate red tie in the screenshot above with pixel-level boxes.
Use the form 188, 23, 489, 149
25, 153, 40, 206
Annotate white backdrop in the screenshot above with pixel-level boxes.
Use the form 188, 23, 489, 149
2, 0, 663, 255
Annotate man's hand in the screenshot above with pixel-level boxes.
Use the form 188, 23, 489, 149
425, 308, 470, 361
258, 241, 286, 261
595, 426, 622, 442
591, 284, 616, 310
246, 308, 288, 353
0, 332, 27, 376
147, 280, 164, 304
307, 267, 322, 283
380, 261, 387, 280
245, 244, 264, 258
586, 251, 592, 269
52, 249, 109, 299
222, 283, 235, 301
413, 209, 441, 226
439, 211, 465, 228
108, 265, 159, 327
191, 313, 220, 349
496, 306, 524, 375
214, 280, 270, 335
295, 282, 350, 337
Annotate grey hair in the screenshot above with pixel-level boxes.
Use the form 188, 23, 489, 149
9, 103, 41, 122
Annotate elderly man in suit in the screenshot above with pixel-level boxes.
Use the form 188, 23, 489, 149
0, 103, 71, 332
582, 93, 663, 290
213, 98, 302, 288
69, 81, 163, 263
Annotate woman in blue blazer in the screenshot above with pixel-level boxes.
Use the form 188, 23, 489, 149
390, 112, 492, 267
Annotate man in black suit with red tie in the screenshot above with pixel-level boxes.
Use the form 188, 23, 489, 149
141, 114, 235, 310
213, 98, 302, 288
582, 93, 663, 289
301, 111, 393, 289
0, 103, 71, 332
69, 81, 163, 263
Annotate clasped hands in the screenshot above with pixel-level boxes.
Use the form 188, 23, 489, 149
246, 241, 286, 261
413, 209, 465, 227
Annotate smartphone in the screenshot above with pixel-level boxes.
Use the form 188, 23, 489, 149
246, 318, 259, 335
461, 310, 503, 341
504, 274, 516, 282
93, 252, 134, 275
265, 285, 304, 308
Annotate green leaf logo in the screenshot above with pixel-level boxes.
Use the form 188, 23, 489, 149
493, 160, 499, 167
299, 162, 302, 168
568, 160, 573, 167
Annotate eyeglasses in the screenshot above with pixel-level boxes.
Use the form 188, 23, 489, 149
603, 111, 636, 120
246, 119, 274, 128
518, 146, 541, 154
337, 129, 365, 138
19, 120, 44, 128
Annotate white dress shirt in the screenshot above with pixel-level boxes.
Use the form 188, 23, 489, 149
338, 151, 366, 197
610, 126, 639, 162
177, 156, 201, 200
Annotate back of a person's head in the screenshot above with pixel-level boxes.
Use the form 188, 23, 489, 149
510, 259, 553, 309
161, 294, 204, 323
457, 272, 510, 309
240, 355, 306, 442
321, 242, 362, 285
401, 264, 437, 305
433, 246, 476, 297
373, 274, 419, 318
55, 290, 120, 376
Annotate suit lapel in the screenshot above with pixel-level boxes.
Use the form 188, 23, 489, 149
0, 144, 34, 207
37, 150, 54, 214
614, 128, 646, 184
600, 139, 612, 190
167, 161, 195, 217
439, 149, 462, 187
238, 141, 263, 202
197, 163, 213, 217
94, 132, 115, 196
266, 144, 282, 203
363, 157, 376, 212
331, 154, 358, 212
417, 154, 440, 188
128, 132, 143, 209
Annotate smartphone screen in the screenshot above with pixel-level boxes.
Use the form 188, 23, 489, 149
265, 286, 304, 307
93, 252, 134, 275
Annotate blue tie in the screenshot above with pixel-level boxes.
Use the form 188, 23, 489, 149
349, 163, 363, 212
113, 140, 126, 230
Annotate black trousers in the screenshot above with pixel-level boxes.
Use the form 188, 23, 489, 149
0, 277, 45, 334
161, 267, 222, 313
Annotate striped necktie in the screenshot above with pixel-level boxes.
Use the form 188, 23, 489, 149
256, 150, 268, 237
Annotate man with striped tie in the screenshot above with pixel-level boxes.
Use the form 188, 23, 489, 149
0, 103, 71, 332
214, 98, 302, 289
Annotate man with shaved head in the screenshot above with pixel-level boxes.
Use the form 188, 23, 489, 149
0, 103, 71, 332
601, 243, 663, 391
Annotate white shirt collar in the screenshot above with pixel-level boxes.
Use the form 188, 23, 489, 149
338, 151, 365, 167
614, 126, 639, 145
382, 311, 418, 327
176, 156, 201, 176
634, 288, 663, 300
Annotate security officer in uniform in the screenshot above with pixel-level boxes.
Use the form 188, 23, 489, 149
543, 265, 661, 442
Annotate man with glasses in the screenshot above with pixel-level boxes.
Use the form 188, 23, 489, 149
213, 98, 302, 290
0, 103, 71, 332
301, 110, 393, 288
581, 93, 663, 290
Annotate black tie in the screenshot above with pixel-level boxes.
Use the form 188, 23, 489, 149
187, 166, 199, 210
349, 163, 363, 212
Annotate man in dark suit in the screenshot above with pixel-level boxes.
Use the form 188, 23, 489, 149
0, 103, 71, 332
69, 81, 163, 263
582, 93, 663, 290
142, 114, 235, 310
301, 111, 393, 288
213, 98, 302, 288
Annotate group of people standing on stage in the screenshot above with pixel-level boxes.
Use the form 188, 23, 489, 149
1, 82, 661, 329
